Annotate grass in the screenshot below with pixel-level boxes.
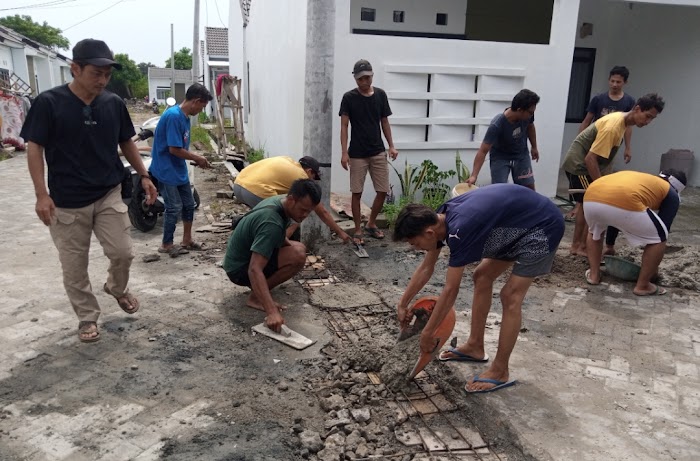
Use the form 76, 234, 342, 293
190, 126, 211, 148
0, 151, 12, 162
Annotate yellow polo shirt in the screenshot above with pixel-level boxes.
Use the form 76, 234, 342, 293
584, 171, 670, 211
234, 156, 307, 198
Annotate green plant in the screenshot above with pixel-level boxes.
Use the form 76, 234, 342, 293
382, 195, 413, 228
190, 126, 211, 147
198, 111, 210, 124
420, 159, 455, 209
388, 158, 428, 201
247, 145, 266, 163
455, 151, 470, 183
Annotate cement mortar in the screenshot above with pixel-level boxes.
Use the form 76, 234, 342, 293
308, 283, 382, 308
379, 334, 421, 392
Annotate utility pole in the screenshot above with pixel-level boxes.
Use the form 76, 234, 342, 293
170, 24, 175, 101
301, 0, 336, 249
191, 0, 201, 126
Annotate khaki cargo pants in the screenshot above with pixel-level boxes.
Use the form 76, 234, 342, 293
49, 185, 134, 322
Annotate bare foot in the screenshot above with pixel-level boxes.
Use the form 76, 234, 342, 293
246, 294, 287, 312
602, 246, 616, 256
466, 368, 510, 392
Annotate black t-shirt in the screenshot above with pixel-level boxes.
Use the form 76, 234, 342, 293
338, 87, 392, 158
20, 84, 136, 208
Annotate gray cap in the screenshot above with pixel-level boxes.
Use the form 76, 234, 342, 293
352, 59, 373, 78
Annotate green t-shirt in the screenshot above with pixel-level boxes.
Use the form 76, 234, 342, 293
223, 196, 289, 274
562, 114, 624, 176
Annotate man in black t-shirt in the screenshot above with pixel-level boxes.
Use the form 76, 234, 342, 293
339, 59, 398, 245
21, 39, 157, 343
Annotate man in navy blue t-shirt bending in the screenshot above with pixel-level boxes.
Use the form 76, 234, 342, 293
393, 184, 564, 393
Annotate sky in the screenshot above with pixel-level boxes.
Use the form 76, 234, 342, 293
1, 0, 231, 65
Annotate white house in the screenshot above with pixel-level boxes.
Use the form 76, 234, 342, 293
203, 27, 231, 119
147, 67, 194, 103
228, 0, 700, 197
0, 26, 72, 96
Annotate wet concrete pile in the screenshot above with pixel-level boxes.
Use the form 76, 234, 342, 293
293, 335, 427, 461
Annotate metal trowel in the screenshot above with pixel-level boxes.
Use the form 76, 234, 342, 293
352, 242, 369, 258
397, 296, 457, 381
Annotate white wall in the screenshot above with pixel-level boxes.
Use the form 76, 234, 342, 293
0, 46, 13, 72
562, 0, 700, 186
148, 77, 171, 102
33, 56, 52, 94
349, 0, 466, 35
239, 0, 308, 157
331, 0, 580, 197
10, 48, 29, 85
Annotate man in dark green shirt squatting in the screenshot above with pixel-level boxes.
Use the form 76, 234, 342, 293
223, 179, 321, 333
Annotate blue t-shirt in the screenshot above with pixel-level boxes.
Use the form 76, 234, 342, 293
437, 184, 564, 267
483, 112, 533, 160
586, 92, 635, 121
149, 105, 190, 186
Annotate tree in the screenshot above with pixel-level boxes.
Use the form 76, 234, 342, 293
164, 47, 193, 70
0, 15, 69, 49
107, 53, 147, 99
137, 62, 156, 77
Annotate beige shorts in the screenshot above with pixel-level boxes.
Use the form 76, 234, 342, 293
349, 152, 390, 194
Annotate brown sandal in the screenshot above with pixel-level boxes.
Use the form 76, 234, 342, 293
103, 284, 140, 314
78, 321, 100, 343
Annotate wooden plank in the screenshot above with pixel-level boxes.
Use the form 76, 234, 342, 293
222, 160, 239, 179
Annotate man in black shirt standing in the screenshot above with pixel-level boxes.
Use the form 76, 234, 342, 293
339, 59, 398, 244
21, 38, 157, 343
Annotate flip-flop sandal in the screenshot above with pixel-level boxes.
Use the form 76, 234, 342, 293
78, 321, 100, 343
633, 284, 667, 296
103, 284, 140, 314
438, 348, 489, 362
585, 269, 601, 285
182, 242, 204, 251
465, 374, 517, 394
364, 227, 385, 239
353, 233, 365, 245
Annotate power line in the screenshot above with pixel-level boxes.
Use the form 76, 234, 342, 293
0, 0, 76, 12
62, 0, 125, 31
213, 0, 225, 27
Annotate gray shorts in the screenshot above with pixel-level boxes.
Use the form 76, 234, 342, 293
490, 156, 535, 186
511, 249, 557, 278
233, 183, 264, 208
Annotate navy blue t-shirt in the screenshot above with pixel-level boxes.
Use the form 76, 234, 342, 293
20, 84, 135, 208
483, 112, 533, 160
586, 92, 635, 121
437, 184, 564, 267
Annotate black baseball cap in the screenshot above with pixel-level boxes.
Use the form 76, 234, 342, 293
353, 59, 373, 78
299, 156, 321, 180
72, 39, 122, 70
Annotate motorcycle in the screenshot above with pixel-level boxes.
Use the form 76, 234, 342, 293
122, 97, 201, 232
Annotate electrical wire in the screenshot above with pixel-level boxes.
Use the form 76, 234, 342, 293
213, 0, 225, 27
62, 0, 125, 31
0, 0, 76, 12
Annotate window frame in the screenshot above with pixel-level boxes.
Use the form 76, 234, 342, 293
565, 47, 597, 124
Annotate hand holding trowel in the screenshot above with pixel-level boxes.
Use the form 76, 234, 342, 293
397, 296, 456, 381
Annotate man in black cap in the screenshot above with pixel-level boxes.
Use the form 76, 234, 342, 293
233, 155, 351, 242
339, 59, 398, 245
21, 38, 157, 343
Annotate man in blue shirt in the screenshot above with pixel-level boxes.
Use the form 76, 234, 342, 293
393, 184, 564, 393
149, 83, 212, 255
467, 89, 540, 190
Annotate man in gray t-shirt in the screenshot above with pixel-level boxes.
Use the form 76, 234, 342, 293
467, 89, 541, 191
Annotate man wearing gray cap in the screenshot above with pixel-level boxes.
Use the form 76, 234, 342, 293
21, 39, 157, 343
339, 59, 398, 245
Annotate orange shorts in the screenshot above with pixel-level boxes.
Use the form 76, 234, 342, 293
349, 152, 390, 194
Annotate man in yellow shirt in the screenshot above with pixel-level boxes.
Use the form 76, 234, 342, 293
582, 169, 686, 296
234, 156, 351, 242
561, 93, 665, 256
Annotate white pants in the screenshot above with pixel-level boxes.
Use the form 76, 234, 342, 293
583, 201, 667, 247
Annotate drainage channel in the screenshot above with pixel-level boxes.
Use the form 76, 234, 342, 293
298, 255, 506, 461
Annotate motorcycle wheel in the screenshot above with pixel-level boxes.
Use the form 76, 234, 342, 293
128, 193, 158, 232
193, 188, 200, 209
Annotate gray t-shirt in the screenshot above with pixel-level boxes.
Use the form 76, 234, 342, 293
483, 112, 533, 160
